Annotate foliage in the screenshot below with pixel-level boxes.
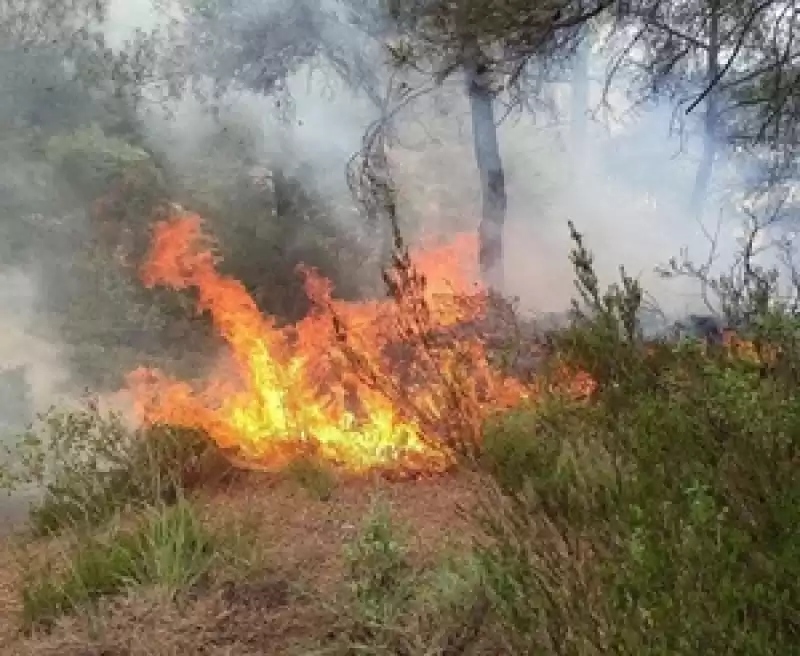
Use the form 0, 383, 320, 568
385, 0, 605, 77
474, 226, 800, 655
45, 124, 152, 198
184, 0, 324, 98
608, 0, 800, 153
0, 400, 233, 535
20, 497, 232, 631
343, 498, 416, 627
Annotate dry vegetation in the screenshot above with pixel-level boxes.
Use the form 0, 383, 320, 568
0, 471, 478, 655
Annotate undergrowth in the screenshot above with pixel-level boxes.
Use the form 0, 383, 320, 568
0, 400, 234, 535
326, 498, 491, 655
469, 223, 800, 655
19, 496, 255, 631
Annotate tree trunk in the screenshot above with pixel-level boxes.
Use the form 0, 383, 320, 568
571, 28, 591, 166
690, 0, 720, 218
372, 134, 396, 270
465, 60, 507, 293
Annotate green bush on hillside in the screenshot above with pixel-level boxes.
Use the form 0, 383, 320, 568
475, 225, 800, 655
333, 499, 491, 655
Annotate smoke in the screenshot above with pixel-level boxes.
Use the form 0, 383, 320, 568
118, 0, 766, 321
383, 79, 749, 317
0, 270, 70, 418
0, 0, 783, 423
125, 2, 747, 315
501, 98, 723, 315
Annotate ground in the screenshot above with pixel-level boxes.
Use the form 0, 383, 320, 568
0, 472, 478, 656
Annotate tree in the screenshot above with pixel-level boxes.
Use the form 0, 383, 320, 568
371, 0, 613, 291
372, 0, 800, 288
603, 0, 800, 217
158, 0, 416, 271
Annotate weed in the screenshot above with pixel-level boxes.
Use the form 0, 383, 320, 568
285, 455, 338, 501
20, 497, 231, 630
343, 498, 415, 628
329, 501, 495, 655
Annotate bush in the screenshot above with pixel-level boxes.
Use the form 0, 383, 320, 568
44, 123, 151, 198
20, 497, 234, 630
473, 225, 800, 655
285, 454, 339, 501
0, 399, 234, 535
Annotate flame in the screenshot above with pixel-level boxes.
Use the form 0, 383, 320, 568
126, 212, 526, 474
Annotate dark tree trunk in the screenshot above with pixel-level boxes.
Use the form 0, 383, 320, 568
690, 0, 720, 218
465, 60, 507, 292
571, 29, 591, 164
372, 135, 395, 269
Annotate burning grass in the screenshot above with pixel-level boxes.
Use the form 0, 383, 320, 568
125, 211, 532, 476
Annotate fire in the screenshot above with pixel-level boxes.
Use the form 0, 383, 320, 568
126, 211, 526, 474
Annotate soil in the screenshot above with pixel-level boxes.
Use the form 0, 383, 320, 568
0, 472, 479, 656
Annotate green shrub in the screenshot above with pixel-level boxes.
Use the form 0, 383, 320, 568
604, 360, 800, 655
343, 498, 415, 628
477, 405, 614, 655
482, 400, 618, 527
21, 498, 220, 630
0, 400, 234, 535
473, 226, 800, 655
44, 123, 151, 197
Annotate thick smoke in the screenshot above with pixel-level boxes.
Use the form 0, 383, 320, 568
0, 271, 70, 422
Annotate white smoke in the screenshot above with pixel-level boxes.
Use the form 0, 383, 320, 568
109, 0, 781, 317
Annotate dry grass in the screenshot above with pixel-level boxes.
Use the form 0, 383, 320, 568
0, 472, 478, 656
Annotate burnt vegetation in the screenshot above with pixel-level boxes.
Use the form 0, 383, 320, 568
0, 0, 799, 655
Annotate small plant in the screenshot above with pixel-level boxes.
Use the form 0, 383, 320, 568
285, 454, 338, 501
331, 505, 492, 656
20, 497, 224, 630
472, 225, 800, 655
0, 399, 233, 535
342, 498, 415, 628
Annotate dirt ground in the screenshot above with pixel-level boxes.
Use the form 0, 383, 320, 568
0, 472, 479, 656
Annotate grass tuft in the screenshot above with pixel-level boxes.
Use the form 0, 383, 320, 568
20, 496, 244, 631
0, 400, 234, 536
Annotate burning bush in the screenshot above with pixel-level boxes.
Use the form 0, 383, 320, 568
125, 210, 531, 476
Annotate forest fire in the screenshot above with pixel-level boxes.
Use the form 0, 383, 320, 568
126, 211, 530, 475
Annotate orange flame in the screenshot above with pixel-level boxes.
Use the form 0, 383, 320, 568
126, 212, 527, 474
